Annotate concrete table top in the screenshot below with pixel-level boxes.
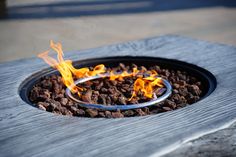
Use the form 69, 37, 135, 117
0, 35, 236, 157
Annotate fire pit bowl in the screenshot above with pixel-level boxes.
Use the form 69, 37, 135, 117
20, 56, 216, 116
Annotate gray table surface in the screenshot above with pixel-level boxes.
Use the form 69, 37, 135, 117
0, 35, 236, 157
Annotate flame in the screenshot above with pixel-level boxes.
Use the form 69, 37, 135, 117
38, 40, 164, 101
129, 70, 163, 99
38, 40, 106, 95
109, 67, 138, 81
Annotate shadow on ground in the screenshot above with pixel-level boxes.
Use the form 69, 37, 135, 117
2, 0, 236, 20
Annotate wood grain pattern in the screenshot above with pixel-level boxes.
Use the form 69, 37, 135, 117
0, 35, 236, 157
164, 122, 236, 156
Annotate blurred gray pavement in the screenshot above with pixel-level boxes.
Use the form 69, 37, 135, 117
0, 0, 236, 63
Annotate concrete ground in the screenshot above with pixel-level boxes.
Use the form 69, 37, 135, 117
0, 0, 236, 63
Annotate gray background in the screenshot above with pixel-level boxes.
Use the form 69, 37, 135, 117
0, 0, 236, 62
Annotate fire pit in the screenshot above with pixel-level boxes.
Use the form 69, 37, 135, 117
19, 41, 216, 118
1, 35, 236, 157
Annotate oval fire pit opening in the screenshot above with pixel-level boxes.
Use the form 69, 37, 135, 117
19, 56, 216, 118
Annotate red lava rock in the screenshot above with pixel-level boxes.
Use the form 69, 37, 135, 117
179, 86, 189, 97
81, 90, 93, 103
60, 98, 68, 106
123, 110, 135, 117
65, 110, 73, 116
30, 63, 203, 118
173, 83, 180, 89
135, 109, 146, 116
187, 85, 201, 96
95, 81, 104, 90
45, 100, 61, 111
70, 106, 78, 115
118, 96, 127, 105
187, 94, 200, 104
105, 111, 112, 118
143, 107, 150, 115
164, 100, 176, 109
38, 104, 46, 111
178, 80, 186, 86
77, 109, 86, 116
162, 106, 172, 111
119, 63, 126, 71
98, 112, 105, 118
173, 89, 179, 94
111, 110, 124, 118
38, 101, 50, 108
52, 110, 62, 115
98, 94, 107, 105
86, 109, 98, 117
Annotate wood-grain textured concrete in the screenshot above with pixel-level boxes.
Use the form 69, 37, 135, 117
0, 35, 236, 157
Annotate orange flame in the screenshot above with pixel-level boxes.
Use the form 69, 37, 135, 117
130, 77, 163, 99
38, 40, 163, 100
38, 40, 106, 95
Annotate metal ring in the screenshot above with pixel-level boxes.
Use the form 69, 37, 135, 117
66, 75, 172, 111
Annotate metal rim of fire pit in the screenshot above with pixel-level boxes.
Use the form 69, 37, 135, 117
66, 74, 172, 111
